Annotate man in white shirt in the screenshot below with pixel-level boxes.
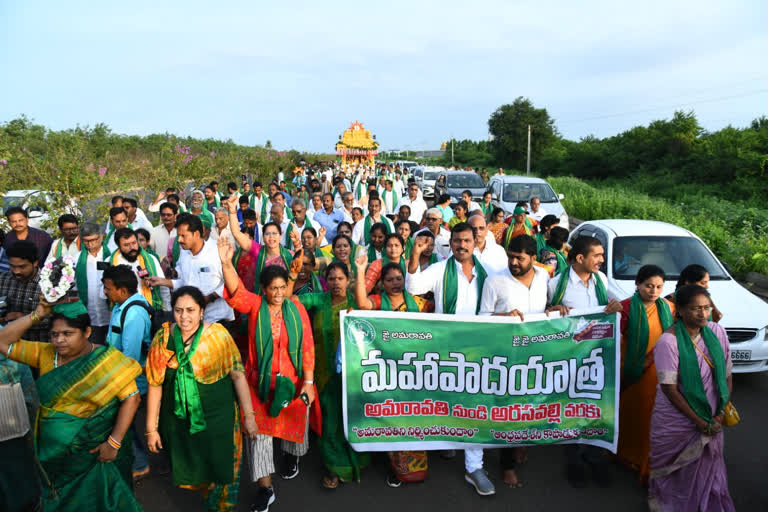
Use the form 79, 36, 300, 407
397, 183, 428, 223
249, 181, 269, 219
46, 214, 81, 263
414, 208, 451, 260
339, 192, 356, 223
106, 207, 130, 254
146, 215, 234, 324
380, 180, 400, 215
351, 197, 394, 246
268, 204, 291, 247
468, 214, 506, 275
150, 202, 178, 263
210, 206, 237, 249
529, 196, 547, 222
545, 235, 621, 489
392, 171, 406, 198
122, 198, 153, 232
77, 222, 111, 343
406, 222, 496, 496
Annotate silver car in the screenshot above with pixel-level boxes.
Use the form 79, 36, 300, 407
412, 166, 444, 199
487, 175, 569, 227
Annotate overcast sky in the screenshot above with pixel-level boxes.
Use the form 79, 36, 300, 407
1, 0, 765, 152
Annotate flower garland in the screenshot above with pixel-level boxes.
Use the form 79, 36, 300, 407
39, 256, 76, 302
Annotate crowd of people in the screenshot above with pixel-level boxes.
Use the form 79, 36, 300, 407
0, 163, 735, 512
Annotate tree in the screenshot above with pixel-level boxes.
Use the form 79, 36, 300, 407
488, 97, 558, 170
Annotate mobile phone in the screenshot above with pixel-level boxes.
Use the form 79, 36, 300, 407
299, 393, 310, 406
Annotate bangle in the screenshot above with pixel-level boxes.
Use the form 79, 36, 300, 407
144, 430, 158, 437
107, 435, 122, 449
288, 275, 297, 281
304, 379, 314, 384
30, 312, 41, 325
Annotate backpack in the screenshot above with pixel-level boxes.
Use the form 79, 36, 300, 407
112, 301, 174, 355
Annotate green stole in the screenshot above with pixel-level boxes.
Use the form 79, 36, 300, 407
296, 272, 323, 295
355, 180, 365, 199
171, 237, 181, 267
624, 293, 674, 385
314, 292, 356, 382
504, 221, 531, 249
480, 202, 491, 217
380, 290, 419, 312
382, 254, 406, 275
675, 320, 729, 423
535, 233, 547, 255
75, 244, 111, 306
285, 218, 313, 247
550, 266, 608, 306
54, 237, 80, 258
254, 297, 303, 403
367, 245, 381, 264
253, 244, 293, 292
106, 222, 133, 244
384, 189, 398, 211
544, 241, 568, 275
442, 255, 487, 314
110, 248, 163, 310
362, 215, 392, 245
250, 192, 268, 217
404, 237, 414, 259
170, 325, 206, 433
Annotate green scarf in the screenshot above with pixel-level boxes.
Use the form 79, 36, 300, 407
75, 244, 111, 306
675, 320, 729, 423
550, 266, 608, 307
384, 189, 398, 212
504, 221, 531, 249
535, 233, 547, 255
404, 237, 414, 259
253, 244, 293, 293
170, 324, 206, 434
106, 222, 133, 245
382, 254, 406, 275
171, 237, 181, 267
367, 244, 381, 264
110, 248, 163, 310
55, 237, 80, 258
285, 218, 312, 247
253, 192, 269, 220
355, 180, 365, 199
296, 272, 323, 295
544, 242, 568, 276
442, 255, 487, 314
380, 290, 419, 312
480, 201, 491, 217
624, 292, 674, 385
254, 297, 303, 404
362, 216, 392, 245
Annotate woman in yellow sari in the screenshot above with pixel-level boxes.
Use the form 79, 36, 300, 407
0, 301, 143, 511
618, 264, 675, 483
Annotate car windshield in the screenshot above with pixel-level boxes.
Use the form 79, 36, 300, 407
612, 236, 730, 281
447, 174, 485, 188
502, 183, 558, 203
423, 171, 438, 180
1, 196, 27, 215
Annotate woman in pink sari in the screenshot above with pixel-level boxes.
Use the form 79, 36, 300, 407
648, 284, 735, 512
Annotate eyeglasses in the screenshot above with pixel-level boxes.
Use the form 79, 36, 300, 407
82, 237, 101, 245
688, 305, 713, 313
426, 217, 441, 222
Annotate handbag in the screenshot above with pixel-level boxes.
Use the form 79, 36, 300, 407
722, 401, 740, 427
268, 374, 296, 417
0, 383, 31, 442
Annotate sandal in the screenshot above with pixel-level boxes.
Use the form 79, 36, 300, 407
503, 469, 523, 488
322, 472, 340, 489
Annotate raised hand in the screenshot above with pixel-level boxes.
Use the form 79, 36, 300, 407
226, 197, 238, 215
289, 249, 304, 275
317, 226, 327, 242
218, 236, 234, 263
354, 253, 368, 270
412, 235, 429, 257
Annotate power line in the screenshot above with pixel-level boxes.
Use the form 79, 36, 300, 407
559, 88, 768, 125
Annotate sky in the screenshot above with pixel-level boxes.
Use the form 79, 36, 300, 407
1, 0, 766, 153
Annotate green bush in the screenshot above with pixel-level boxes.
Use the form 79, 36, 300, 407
547, 176, 767, 275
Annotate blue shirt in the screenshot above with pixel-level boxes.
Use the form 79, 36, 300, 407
312, 208, 346, 242
106, 293, 151, 394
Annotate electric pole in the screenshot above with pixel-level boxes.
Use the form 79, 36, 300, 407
526, 124, 531, 176
451, 138, 454, 166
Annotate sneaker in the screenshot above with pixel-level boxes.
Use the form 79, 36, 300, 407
280, 455, 300, 480
386, 472, 403, 488
464, 469, 496, 496
566, 463, 587, 489
250, 486, 275, 512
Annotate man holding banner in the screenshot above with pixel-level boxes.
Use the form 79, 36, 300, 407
547, 235, 623, 488
405, 222, 496, 496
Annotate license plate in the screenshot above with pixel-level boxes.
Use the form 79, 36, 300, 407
731, 350, 752, 361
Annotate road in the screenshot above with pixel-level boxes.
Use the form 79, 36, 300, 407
135, 370, 768, 511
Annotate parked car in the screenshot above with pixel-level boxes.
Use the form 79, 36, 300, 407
569, 219, 768, 373
1, 190, 80, 232
433, 170, 487, 206
487, 175, 569, 227
412, 166, 444, 199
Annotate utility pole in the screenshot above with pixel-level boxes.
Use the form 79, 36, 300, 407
526, 124, 531, 175
451, 138, 455, 166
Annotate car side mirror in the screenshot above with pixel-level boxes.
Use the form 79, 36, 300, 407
492, 193, 499, 201
28, 210, 43, 219
558, 193, 565, 200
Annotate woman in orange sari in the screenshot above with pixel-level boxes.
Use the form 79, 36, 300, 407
618, 264, 675, 483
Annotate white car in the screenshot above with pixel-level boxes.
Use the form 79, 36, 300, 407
412, 166, 444, 199
487, 175, 569, 228
1, 190, 80, 232
569, 219, 768, 373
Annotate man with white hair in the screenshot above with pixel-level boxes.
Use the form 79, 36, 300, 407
469, 214, 506, 275
414, 207, 451, 259
189, 189, 214, 228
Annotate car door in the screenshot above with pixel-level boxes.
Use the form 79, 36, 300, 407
591, 228, 609, 274
489, 179, 502, 208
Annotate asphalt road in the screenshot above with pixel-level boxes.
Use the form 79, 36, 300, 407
135, 370, 768, 512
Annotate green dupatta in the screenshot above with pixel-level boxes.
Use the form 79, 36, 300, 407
503, 221, 531, 249
550, 266, 608, 306
674, 320, 729, 423
253, 244, 293, 293
170, 324, 206, 434
380, 290, 419, 312
362, 215, 392, 245
624, 292, 674, 385
75, 244, 111, 306
285, 218, 313, 247
254, 297, 303, 403
442, 255, 487, 314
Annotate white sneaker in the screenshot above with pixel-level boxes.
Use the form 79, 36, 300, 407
464, 469, 496, 496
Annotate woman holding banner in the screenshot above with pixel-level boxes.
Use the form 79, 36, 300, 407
354, 255, 433, 487
648, 284, 734, 511
618, 265, 675, 484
